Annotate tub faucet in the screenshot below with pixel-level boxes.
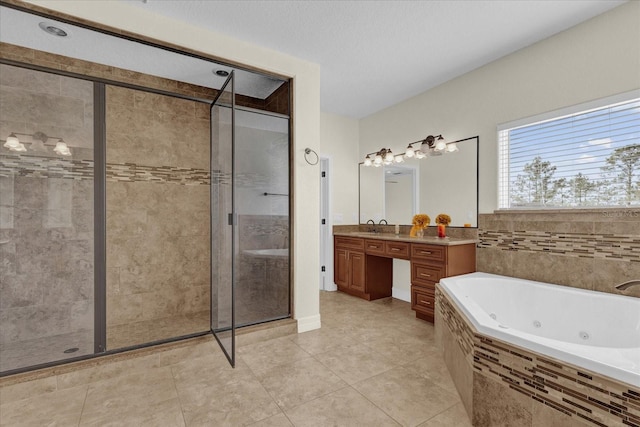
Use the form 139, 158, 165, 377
379, 219, 388, 225
615, 280, 640, 290
366, 219, 377, 233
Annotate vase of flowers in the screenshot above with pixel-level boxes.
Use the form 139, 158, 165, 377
410, 214, 430, 238
435, 213, 451, 238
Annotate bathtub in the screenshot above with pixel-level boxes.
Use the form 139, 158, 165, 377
439, 272, 640, 386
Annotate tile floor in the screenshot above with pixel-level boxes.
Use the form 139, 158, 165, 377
0, 291, 472, 426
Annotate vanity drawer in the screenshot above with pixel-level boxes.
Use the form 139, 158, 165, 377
384, 241, 410, 259
335, 236, 364, 251
411, 244, 445, 263
411, 262, 445, 286
365, 239, 385, 256
411, 286, 435, 314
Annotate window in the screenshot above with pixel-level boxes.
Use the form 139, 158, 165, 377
498, 93, 640, 209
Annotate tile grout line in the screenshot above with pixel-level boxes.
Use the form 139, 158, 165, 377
168, 364, 189, 427
75, 381, 90, 427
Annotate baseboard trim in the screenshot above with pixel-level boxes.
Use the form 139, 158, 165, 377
392, 287, 411, 303
296, 314, 321, 333
324, 282, 338, 291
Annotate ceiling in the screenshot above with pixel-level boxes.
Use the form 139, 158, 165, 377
1, 1, 626, 118
0, 6, 286, 100
121, 0, 626, 118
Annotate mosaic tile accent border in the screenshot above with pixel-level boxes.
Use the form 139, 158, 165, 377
1, 154, 94, 180
479, 229, 640, 262
436, 286, 640, 427
0, 155, 230, 185
106, 163, 215, 185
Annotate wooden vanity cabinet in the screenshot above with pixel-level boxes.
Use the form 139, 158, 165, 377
334, 236, 392, 300
334, 235, 475, 321
335, 249, 365, 292
410, 243, 476, 322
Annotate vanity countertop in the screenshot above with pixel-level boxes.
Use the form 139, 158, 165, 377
333, 232, 478, 246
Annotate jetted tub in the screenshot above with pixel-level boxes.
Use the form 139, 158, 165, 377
439, 272, 640, 386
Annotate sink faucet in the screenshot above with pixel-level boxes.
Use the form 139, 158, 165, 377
615, 280, 640, 290
379, 219, 388, 225
366, 219, 377, 233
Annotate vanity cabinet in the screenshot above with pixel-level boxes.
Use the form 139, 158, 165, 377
335, 248, 365, 292
334, 234, 476, 322
334, 236, 392, 300
410, 243, 476, 322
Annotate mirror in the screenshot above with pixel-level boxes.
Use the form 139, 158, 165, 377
359, 136, 478, 227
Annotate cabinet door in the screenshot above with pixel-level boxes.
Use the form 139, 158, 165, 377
349, 252, 366, 292
335, 248, 348, 287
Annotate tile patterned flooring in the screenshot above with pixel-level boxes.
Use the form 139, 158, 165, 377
0, 291, 471, 426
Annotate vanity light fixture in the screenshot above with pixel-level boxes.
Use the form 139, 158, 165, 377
361, 134, 458, 166
2, 131, 71, 156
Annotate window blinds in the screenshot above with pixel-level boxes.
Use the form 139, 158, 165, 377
499, 98, 640, 208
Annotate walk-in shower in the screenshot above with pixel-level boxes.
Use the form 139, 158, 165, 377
0, 3, 291, 374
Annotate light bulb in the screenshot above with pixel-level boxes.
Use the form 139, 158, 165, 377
446, 142, 459, 153
421, 140, 431, 154
384, 149, 394, 163
3, 134, 21, 150
394, 154, 404, 163
373, 162, 381, 168
415, 150, 426, 159
53, 140, 72, 156
14, 143, 27, 152
374, 153, 383, 165
434, 136, 447, 152
364, 155, 372, 166
405, 144, 415, 158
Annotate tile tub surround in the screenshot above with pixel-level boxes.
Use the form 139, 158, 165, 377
237, 215, 290, 325
0, 291, 472, 426
105, 85, 211, 348
435, 285, 640, 427
477, 209, 640, 297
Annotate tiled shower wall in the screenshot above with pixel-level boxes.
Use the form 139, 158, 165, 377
477, 209, 640, 298
0, 64, 95, 371
105, 85, 211, 349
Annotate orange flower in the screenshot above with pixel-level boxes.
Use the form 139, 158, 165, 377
412, 214, 430, 229
435, 214, 451, 226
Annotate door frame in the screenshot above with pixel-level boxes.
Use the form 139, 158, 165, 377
319, 156, 336, 291
210, 71, 236, 367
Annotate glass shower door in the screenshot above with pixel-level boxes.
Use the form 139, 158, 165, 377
210, 72, 236, 366
0, 64, 97, 373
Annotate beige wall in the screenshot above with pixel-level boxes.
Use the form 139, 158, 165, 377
336, 1, 640, 293
359, 1, 640, 214
27, 0, 322, 332
319, 112, 360, 225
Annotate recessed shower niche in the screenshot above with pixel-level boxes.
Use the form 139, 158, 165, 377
0, 4, 291, 373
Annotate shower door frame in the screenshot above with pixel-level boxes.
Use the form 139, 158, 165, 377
210, 71, 237, 367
